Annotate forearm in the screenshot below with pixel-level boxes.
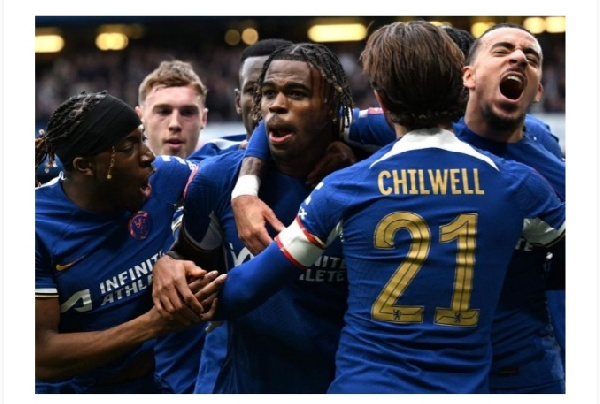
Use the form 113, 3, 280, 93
216, 243, 302, 319
36, 310, 165, 381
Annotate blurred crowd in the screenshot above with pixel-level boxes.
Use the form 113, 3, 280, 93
35, 34, 565, 124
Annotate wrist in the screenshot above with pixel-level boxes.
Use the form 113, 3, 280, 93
231, 175, 261, 200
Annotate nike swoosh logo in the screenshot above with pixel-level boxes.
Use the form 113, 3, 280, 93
55, 257, 84, 271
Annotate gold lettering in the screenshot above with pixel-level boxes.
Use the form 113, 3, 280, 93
407, 169, 418, 194
450, 168, 461, 194
462, 168, 474, 194
429, 169, 448, 194
378, 170, 392, 195
418, 169, 430, 194
392, 170, 408, 194
473, 168, 485, 195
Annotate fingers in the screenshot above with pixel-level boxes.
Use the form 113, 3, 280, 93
263, 207, 285, 234
200, 297, 220, 322
232, 195, 280, 255
193, 273, 227, 306
152, 256, 206, 322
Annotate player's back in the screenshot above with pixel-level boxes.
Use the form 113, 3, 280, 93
302, 129, 564, 393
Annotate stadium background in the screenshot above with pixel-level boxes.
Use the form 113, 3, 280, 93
35, 15, 565, 153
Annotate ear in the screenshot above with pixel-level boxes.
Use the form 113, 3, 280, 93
201, 108, 209, 129
135, 105, 143, 120
72, 157, 95, 176
533, 82, 544, 103
234, 89, 242, 115
462, 66, 476, 90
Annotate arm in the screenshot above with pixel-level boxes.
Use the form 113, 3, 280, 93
35, 292, 219, 382
153, 158, 230, 319
231, 124, 285, 254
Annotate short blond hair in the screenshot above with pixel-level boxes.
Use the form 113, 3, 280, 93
138, 59, 207, 105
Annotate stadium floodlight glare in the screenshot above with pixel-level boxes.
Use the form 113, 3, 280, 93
307, 23, 367, 43
95, 32, 129, 51
35, 34, 64, 53
545, 16, 566, 33
523, 17, 546, 34
470, 21, 495, 38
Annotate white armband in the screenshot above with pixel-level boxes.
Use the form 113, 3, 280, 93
230, 175, 261, 200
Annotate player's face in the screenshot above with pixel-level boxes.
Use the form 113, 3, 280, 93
236, 55, 269, 139
260, 59, 334, 166
463, 27, 543, 130
94, 128, 156, 212
138, 85, 207, 158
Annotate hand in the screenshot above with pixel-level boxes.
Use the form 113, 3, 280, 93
190, 273, 227, 321
231, 195, 284, 255
306, 141, 357, 187
152, 254, 208, 323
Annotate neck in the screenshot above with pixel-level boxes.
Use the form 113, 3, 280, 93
464, 104, 524, 143
61, 175, 117, 213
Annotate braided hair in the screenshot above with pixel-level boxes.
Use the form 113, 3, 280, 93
250, 43, 354, 140
35, 91, 107, 185
35, 90, 141, 186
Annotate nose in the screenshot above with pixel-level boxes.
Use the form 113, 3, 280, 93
140, 142, 155, 164
509, 48, 529, 68
268, 92, 288, 113
168, 111, 182, 130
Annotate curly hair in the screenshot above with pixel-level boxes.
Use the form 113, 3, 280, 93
250, 42, 354, 140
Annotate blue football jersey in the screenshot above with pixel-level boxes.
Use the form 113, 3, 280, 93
219, 129, 565, 393
337, 108, 566, 392
188, 134, 246, 163
35, 156, 194, 393
182, 150, 347, 393
454, 120, 566, 392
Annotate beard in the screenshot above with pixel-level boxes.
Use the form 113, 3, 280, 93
482, 104, 525, 133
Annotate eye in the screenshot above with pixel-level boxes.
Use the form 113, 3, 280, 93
179, 107, 199, 118
156, 106, 171, 116
288, 90, 307, 99
262, 89, 276, 98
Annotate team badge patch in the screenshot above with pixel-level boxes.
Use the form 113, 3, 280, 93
129, 211, 152, 240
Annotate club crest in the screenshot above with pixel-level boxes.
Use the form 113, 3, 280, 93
128, 211, 152, 240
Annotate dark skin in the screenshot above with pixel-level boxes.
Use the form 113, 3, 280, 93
153, 59, 349, 311
35, 129, 225, 381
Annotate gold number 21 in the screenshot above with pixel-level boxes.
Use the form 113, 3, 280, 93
372, 212, 479, 327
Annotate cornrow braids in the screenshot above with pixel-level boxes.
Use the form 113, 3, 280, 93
35, 91, 106, 185
251, 43, 354, 140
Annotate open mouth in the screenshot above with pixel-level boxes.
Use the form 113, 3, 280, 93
499, 75, 525, 100
268, 126, 293, 144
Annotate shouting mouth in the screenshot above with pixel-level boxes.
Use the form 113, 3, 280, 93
499, 74, 525, 100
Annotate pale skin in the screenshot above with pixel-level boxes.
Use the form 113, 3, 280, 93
462, 27, 544, 143
136, 84, 208, 159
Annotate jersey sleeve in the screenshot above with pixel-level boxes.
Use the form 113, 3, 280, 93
243, 120, 271, 161
217, 176, 348, 319
509, 163, 565, 246
181, 154, 239, 250
341, 107, 396, 153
